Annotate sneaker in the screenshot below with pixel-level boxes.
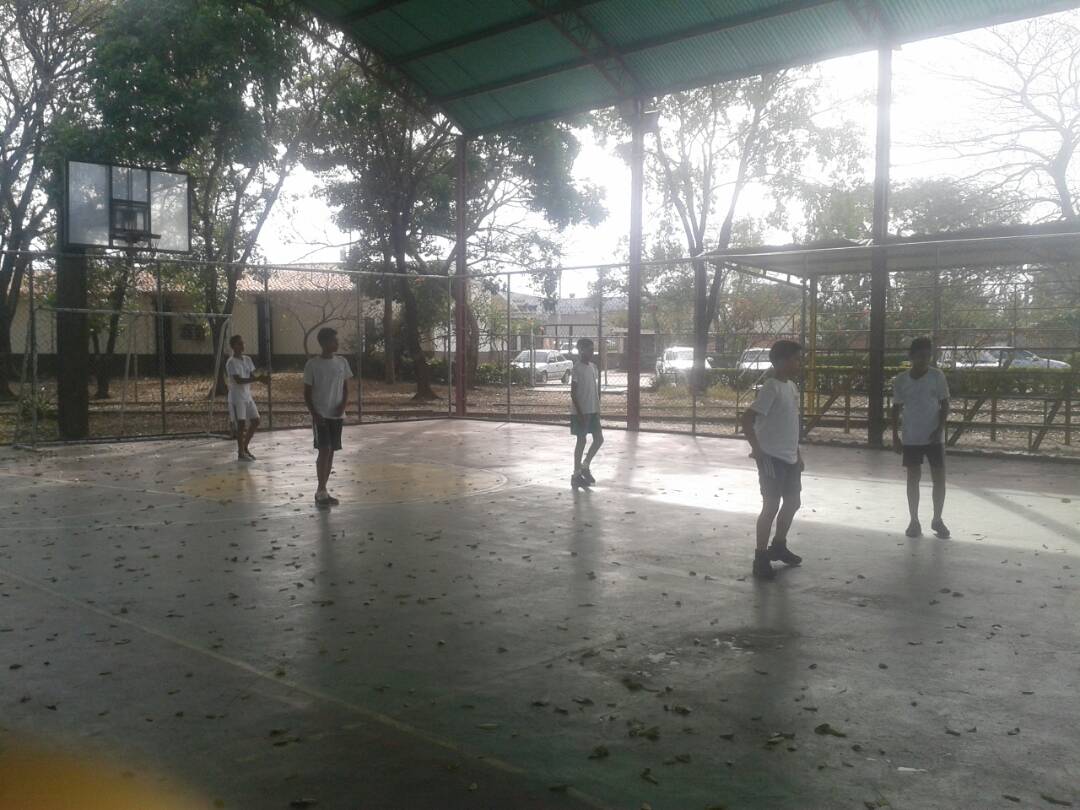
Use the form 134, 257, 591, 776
752, 550, 776, 580
767, 540, 802, 566
238, 452, 254, 462
315, 491, 331, 507
905, 520, 922, 538
581, 467, 596, 485
325, 494, 340, 506
931, 519, 950, 539
244, 451, 256, 461
571, 473, 588, 490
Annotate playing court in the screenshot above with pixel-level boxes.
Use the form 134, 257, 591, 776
1, 420, 1077, 809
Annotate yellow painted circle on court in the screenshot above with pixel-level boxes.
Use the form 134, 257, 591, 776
176, 459, 507, 505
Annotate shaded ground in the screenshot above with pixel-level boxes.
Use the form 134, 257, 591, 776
0, 422, 1077, 809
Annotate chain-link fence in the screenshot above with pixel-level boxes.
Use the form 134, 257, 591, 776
2, 240, 1077, 456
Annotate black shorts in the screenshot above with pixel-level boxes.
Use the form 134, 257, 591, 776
902, 443, 944, 469
312, 417, 343, 451
756, 454, 801, 501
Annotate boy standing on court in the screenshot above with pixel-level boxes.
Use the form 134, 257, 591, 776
225, 334, 267, 461
892, 337, 951, 538
303, 327, 351, 507
740, 339, 804, 580
570, 337, 603, 488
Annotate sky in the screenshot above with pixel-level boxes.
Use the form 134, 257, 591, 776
255, 11, 1069, 298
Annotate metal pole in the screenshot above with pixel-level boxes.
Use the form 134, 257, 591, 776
506, 273, 512, 421
932, 247, 941, 361
360, 276, 369, 425
119, 313, 135, 436
155, 266, 167, 434
868, 44, 893, 449
627, 97, 646, 431
809, 276, 819, 418
30, 262, 38, 448
454, 135, 468, 417
14, 269, 32, 445
799, 279, 807, 431
264, 274, 274, 429
446, 274, 452, 417
598, 268, 607, 387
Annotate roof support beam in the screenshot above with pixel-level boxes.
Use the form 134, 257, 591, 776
341, 0, 410, 24
526, 0, 640, 96
392, 0, 608, 65
434, 0, 838, 103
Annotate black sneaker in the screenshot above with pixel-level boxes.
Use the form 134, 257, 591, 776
753, 550, 776, 580
931, 519, 950, 539
581, 468, 596, 485
767, 541, 802, 566
905, 520, 922, 538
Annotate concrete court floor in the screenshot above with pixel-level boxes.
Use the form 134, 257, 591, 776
0, 420, 1077, 810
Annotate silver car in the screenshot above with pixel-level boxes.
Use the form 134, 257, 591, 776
939, 346, 1070, 371
511, 349, 573, 384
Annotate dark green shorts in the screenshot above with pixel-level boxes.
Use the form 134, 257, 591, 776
570, 413, 602, 437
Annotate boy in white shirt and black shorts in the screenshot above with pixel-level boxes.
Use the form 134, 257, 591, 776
303, 327, 352, 507
225, 334, 267, 461
570, 337, 603, 488
892, 337, 951, 539
740, 340, 804, 580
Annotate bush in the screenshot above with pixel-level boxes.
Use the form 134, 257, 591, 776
17, 389, 56, 423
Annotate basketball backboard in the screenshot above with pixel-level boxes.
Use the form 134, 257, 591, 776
65, 160, 190, 253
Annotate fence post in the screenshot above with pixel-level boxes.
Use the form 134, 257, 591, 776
155, 266, 167, 434
446, 274, 452, 418
264, 273, 273, 429
119, 312, 135, 437
30, 262, 38, 448
799, 278, 807, 431
355, 275, 363, 424
506, 273, 511, 421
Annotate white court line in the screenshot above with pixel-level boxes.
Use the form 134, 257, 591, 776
0, 561, 615, 810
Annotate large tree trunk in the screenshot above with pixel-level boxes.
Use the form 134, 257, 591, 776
0, 308, 15, 401
391, 216, 437, 400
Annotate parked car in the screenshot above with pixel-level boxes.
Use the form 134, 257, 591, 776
939, 346, 1070, 371
655, 346, 712, 383
737, 347, 773, 372
511, 349, 573, 384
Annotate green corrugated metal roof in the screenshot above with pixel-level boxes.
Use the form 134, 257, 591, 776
296, 0, 1080, 133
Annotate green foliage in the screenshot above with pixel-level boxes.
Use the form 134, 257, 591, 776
17, 388, 56, 423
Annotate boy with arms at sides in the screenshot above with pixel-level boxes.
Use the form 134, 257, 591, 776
225, 334, 268, 461
740, 340, 804, 581
892, 337, 951, 539
570, 337, 603, 488
303, 327, 352, 507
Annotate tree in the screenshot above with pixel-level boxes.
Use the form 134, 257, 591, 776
596, 70, 861, 388
0, 0, 101, 399
90, 0, 335, 392
305, 48, 603, 399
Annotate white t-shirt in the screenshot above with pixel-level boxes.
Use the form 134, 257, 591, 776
893, 367, 950, 445
571, 360, 600, 414
225, 355, 255, 403
303, 355, 352, 419
749, 377, 800, 464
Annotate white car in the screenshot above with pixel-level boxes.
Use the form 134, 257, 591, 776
511, 349, 573, 384
939, 346, 1070, 371
737, 347, 772, 372
655, 346, 712, 382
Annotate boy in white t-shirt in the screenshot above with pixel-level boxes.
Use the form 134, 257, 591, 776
570, 337, 603, 488
892, 337, 951, 539
225, 334, 267, 461
303, 327, 352, 507
740, 340, 804, 580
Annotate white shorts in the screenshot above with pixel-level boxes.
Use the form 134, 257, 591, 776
229, 398, 260, 424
